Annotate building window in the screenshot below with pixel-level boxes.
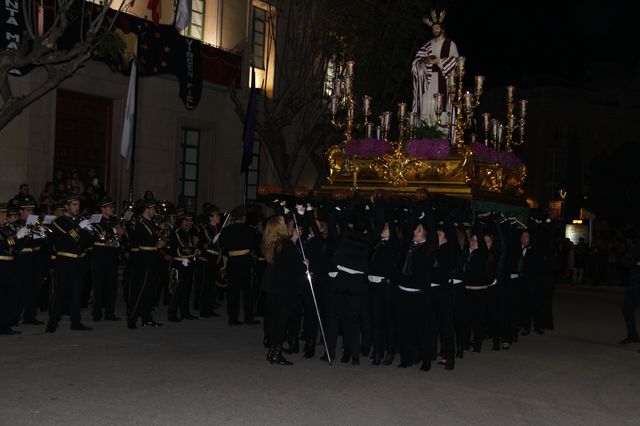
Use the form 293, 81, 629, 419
245, 137, 261, 201
179, 129, 200, 212
251, 6, 266, 69
188, 0, 206, 41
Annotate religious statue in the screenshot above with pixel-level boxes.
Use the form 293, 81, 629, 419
411, 10, 459, 127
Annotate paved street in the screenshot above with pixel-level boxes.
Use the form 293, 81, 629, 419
1, 286, 639, 426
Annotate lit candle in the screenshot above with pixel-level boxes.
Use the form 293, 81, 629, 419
433, 93, 443, 114
346, 60, 355, 77
456, 56, 466, 74
363, 95, 371, 115
482, 112, 491, 132
519, 99, 528, 118
475, 75, 485, 94
398, 103, 407, 119
464, 91, 473, 108
366, 122, 374, 138
506, 85, 515, 103
330, 96, 338, 114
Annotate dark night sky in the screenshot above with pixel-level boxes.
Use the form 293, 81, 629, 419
442, 1, 637, 89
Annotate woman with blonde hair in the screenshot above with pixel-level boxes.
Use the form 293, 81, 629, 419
262, 215, 308, 365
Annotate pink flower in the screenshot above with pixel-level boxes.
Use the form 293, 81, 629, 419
344, 139, 393, 158
405, 138, 451, 160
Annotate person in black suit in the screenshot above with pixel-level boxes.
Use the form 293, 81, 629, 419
261, 215, 307, 366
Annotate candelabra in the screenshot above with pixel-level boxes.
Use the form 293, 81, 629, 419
330, 61, 373, 142
434, 56, 484, 150
481, 86, 527, 151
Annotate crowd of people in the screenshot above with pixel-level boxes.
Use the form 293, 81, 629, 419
1, 177, 572, 371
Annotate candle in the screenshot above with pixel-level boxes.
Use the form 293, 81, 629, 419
346, 60, 355, 77
353, 169, 358, 189
519, 99, 528, 118
433, 93, 443, 114
507, 114, 516, 130
470, 133, 477, 144
456, 56, 466, 74
330, 96, 338, 114
491, 119, 499, 139
375, 125, 382, 140
344, 76, 353, 95
506, 85, 515, 102
407, 112, 417, 129
363, 95, 371, 115
333, 78, 342, 97
398, 103, 407, 119
366, 122, 374, 138
382, 111, 391, 130
482, 112, 491, 132
464, 91, 473, 108
497, 124, 504, 144
475, 75, 485, 94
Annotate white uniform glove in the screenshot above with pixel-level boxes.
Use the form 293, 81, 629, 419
16, 227, 29, 239
79, 219, 91, 230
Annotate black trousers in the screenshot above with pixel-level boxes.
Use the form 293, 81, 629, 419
623, 284, 640, 339
169, 262, 195, 317
91, 250, 118, 318
453, 284, 469, 349
265, 292, 300, 347
326, 272, 364, 358
502, 277, 521, 344
359, 283, 372, 352
487, 284, 502, 347
369, 281, 395, 355
465, 288, 488, 348
0, 261, 15, 330
199, 257, 219, 316
302, 273, 320, 343
49, 257, 87, 326
395, 287, 430, 365
226, 258, 254, 323
15, 253, 43, 323
129, 253, 160, 323
430, 285, 455, 360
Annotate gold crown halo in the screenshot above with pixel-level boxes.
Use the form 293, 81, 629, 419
422, 9, 446, 27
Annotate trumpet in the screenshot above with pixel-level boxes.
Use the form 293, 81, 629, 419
27, 219, 52, 239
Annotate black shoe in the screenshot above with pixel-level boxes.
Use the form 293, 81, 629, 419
70, 323, 92, 331
521, 329, 530, 336
245, 319, 260, 325
45, 323, 57, 333
142, 321, 159, 328
472, 344, 481, 353
398, 362, 411, 368
492, 343, 501, 351
443, 359, 455, 371
284, 339, 299, 354
210, 311, 220, 318
168, 316, 181, 323
361, 346, 371, 357
104, 315, 122, 321
152, 320, 164, 327
535, 328, 545, 335
382, 353, 395, 366
340, 352, 351, 363
228, 320, 243, 326
372, 353, 382, 366
456, 345, 464, 359
420, 361, 431, 372
619, 337, 639, 345
127, 320, 137, 330
269, 347, 293, 366
92, 316, 102, 322
182, 314, 199, 320
0, 327, 21, 335
502, 342, 511, 350
351, 357, 360, 366
24, 319, 45, 325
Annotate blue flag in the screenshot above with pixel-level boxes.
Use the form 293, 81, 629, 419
241, 65, 258, 173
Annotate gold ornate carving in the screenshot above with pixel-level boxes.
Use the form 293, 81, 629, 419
370, 146, 425, 186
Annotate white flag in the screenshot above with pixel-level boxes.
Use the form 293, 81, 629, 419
120, 37, 138, 161
174, 0, 192, 32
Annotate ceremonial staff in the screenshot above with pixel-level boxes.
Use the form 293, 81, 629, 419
292, 212, 332, 365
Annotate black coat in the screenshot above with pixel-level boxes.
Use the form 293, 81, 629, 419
262, 239, 306, 295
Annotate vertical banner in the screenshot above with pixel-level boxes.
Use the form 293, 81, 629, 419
2, 0, 28, 75
177, 37, 202, 110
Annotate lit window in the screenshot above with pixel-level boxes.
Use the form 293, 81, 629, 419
188, 0, 205, 41
251, 7, 266, 69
